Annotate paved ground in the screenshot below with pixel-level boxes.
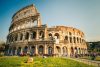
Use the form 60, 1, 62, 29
68, 58, 100, 67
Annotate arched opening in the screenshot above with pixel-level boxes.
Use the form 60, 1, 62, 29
30, 46, 35, 56
75, 47, 78, 57
17, 47, 21, 55
69, 32, 72, 35
65, 36, 68, 40
80, 38, 81, 43
77, 37, 79, 43
39, 31, 44, 40
48, 47, 52, 55
48, 33, 53, 40
56, 46, 61, 55
62, 47, 67, 56
12, 47, 16, 55
73, 37, 76, 43
32, 31, 36, 39
8, 47, 12, 55
20, 33, 23, 40
23, 46, 28, 55
25, 32, 29, 40
54, 33, 59, 39
15, 34, 18, 41
64, 36, 68, 43
69, 37, 72, 43
38, 45, 44, 55
70, 47, 74, 57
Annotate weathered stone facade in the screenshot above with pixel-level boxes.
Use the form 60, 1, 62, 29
6, 4, 87, 57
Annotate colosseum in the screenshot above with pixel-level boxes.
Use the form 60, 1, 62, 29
5, 4, 87, 57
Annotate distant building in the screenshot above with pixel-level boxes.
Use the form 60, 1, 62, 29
5, 4, 87, 57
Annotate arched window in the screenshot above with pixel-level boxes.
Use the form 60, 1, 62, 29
15, 34, 18, 41
77, 37, 79, 43
25, 32, 29, 40
69, 32, 72, 35
73, 37, 76, 43
48, 33, 53, 40
65, 36, 68, 40
39, 31, 44, 39
48, 47, 52, 55
20, 33, 23, 40
54, 33, 59, 39
49, 33, 52, 37
32, 31, 36, 39
69, 37, 72, 43
80, 38, 81, 43
38, 45, 44, 54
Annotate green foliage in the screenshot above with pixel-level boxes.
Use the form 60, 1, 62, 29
0, 56, 94, 67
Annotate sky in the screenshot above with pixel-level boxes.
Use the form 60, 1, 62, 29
0, 0, 100, 42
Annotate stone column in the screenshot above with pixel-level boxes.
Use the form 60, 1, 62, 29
29, 32, 32, 41
61, 47, 63, 56
37, 16, 41, 27
36, 30, 39, 40
17, 33, 20, 41
67, 47, 71, 57
44, 44, 47, 54
23, 32, 26, 41
35, 45, 38, 55
53, 44, 56, 56
44, 28, 47, 40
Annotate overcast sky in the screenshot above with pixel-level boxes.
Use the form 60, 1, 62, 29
0, 0, 100, 42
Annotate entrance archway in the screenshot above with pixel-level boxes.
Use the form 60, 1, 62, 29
30, 46, 35, 56
70, 47, 74, 57
38, 45, 44, 55
48, 47, 52, 55
56, 46, 61, 56
62, 46, 67, 56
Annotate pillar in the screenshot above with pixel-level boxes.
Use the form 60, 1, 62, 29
29, 32, 32, 41
37, 16, 41, 27
36, 30, 39, 40
53, 44, 56, 56
35, 45, 38, 55
67, 47, 71, 57
44, 44, 47, 54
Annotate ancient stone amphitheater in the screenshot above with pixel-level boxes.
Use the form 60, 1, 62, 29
5, 4, 87, 57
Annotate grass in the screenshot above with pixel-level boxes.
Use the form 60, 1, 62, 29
0, 56, 94, 67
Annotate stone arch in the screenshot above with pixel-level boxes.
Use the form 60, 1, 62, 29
48, 33, 52, 37
39, 31, 44, 40
25, 32, 29, 40
56, 46, 61, 55
12, 47, 16, 55
70, 47, 74, 57
78, 48, 81, 54
77, 37, 79, 43
30, 46, 35, 55
32, 31, 36, 39
65, 36, 68, 40
20, 33, 23, 40
15, 34, 18, 41
73, 37, 76, 43
17, 47, 22, 55
48, 46, 53, 55
48, 33, 53, 40
38, 45, 44, 55
54, 33, 59, 39
69, 32, 72, 35
62, 46, 68, 56
69, 37, 72, 43
75, 47, 78, 55
23, 46, 28, 55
